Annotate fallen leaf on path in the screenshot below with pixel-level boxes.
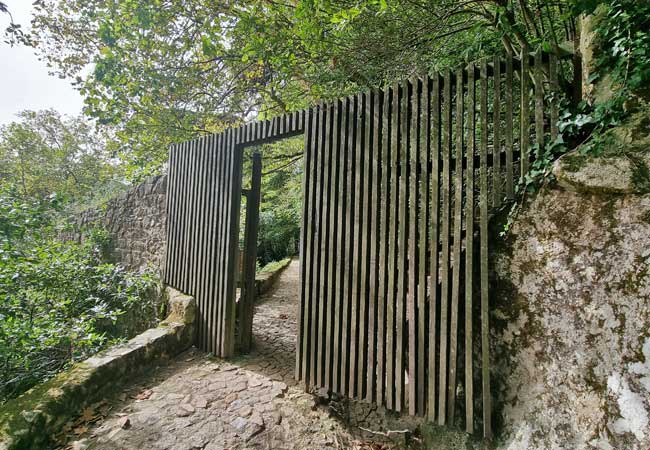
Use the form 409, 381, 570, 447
133, 389, 153, 400
117, 416, 131, 429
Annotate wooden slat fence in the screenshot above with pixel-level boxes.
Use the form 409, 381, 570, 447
296, 50, 563, 437
164, 49, 565, 437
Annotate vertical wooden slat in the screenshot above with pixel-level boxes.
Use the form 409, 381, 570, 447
408, 77, 419, 416
448, 68, 464, 424
493, 56, 502, 208
341, 96, 354, 396
396, 79, 409, 412
505, 53, 515, 199
376, 86, 390, 406
311, 104, 325, 385
386, 82, 400, 410
321, 101, 333, 389
216, 131, 232, 354
330, 100, 343, 393
520, 45, 530, 180
164, 145, 175, 284
333, 99, 347, 394
427, 74, 440, 422
417, 76, 429, 417
223, 131, 243, 357
303, 107, 320, 387
208, 135, 221, 352
534, 49, 545, 155
206, 134, 221, 355
438, 70, 452, 425
297, 107, 314, 382
165, 145, 177, 286
193, 137, 206, 348
366, 89, 381, 403
358, 90, 372, 398
465, 63, 476, 434
480, 59, 493, 440
349, 93, 363, 398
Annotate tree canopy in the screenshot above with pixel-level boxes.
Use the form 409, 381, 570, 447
28, 0, 576, 177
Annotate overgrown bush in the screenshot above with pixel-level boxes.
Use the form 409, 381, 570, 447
0, 186, 158, 403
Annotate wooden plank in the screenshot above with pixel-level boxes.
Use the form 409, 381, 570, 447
333, 99, 347, 394
297, 108, 314, 382
465, 63, 476, 434
493, 55, 502, 208
310, 104, 325, 384
520, 45, 530, 181
550, 52, 559, 142
505, 53, 515, 200
427, 74, 440, 422
223, 130, 244, 357
331, 100, 343, 393
165, 145, 177, 287
240, 151, 262, 352
437, 69, 452, 426
321, 101, 333, 389
193, 137, 206, 347
215, 132, 229, 355
396, 79, 409, 412
216, 131, 231, 355
349, 93, 363, 398
376, 86, 390, 406
366, 89, 381, 403
417, 76, 429, 417
447, 68, 464, 424
534, 49, 545, 154
210, 133, 224, 353
340, 96, 354, 395
164, 145, 175, 285
205, 134, 220, 356
408, 77, 419, 416
306, 108, 320, 385
357, 90, 372, 398
480, 59, 493, 440
386, 82, 400, 410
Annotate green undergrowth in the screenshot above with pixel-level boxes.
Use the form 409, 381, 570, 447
0, 186, 159, 404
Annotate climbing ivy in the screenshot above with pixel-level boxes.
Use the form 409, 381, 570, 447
502, 0, 649, 234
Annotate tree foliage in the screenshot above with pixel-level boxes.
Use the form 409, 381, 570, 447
0, 185, 158, 403
28, 0, 575, 176
0, 110, 123, 204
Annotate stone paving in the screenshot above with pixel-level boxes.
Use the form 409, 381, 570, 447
66, 259, 424, 450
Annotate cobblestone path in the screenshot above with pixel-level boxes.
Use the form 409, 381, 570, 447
68, 259, 418, 450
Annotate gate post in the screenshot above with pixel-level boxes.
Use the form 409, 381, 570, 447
239, 152, 262, 352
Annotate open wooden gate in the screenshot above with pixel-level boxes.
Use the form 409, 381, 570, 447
164, 113, 305, 357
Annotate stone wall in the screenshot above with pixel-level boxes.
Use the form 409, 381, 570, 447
66, 175, 168, 272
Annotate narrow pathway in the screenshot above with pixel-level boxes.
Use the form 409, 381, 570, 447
68, 259, 396, 450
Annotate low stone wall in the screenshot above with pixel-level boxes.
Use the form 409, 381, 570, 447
0, 288, 195, 450
255, 258, 293, 297
65, 175, 168, 272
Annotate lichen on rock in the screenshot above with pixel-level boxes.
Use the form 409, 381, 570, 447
491, 181, 650, 449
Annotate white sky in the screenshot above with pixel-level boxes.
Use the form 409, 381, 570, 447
0, 0, 84, 126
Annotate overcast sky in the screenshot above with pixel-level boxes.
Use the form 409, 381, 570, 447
0, 0, 84, 126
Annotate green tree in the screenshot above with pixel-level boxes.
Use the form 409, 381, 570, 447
28, 0, 575, 176
0, 109, 122, 203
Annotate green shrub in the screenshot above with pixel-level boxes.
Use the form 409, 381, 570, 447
0, 186, 158, 403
